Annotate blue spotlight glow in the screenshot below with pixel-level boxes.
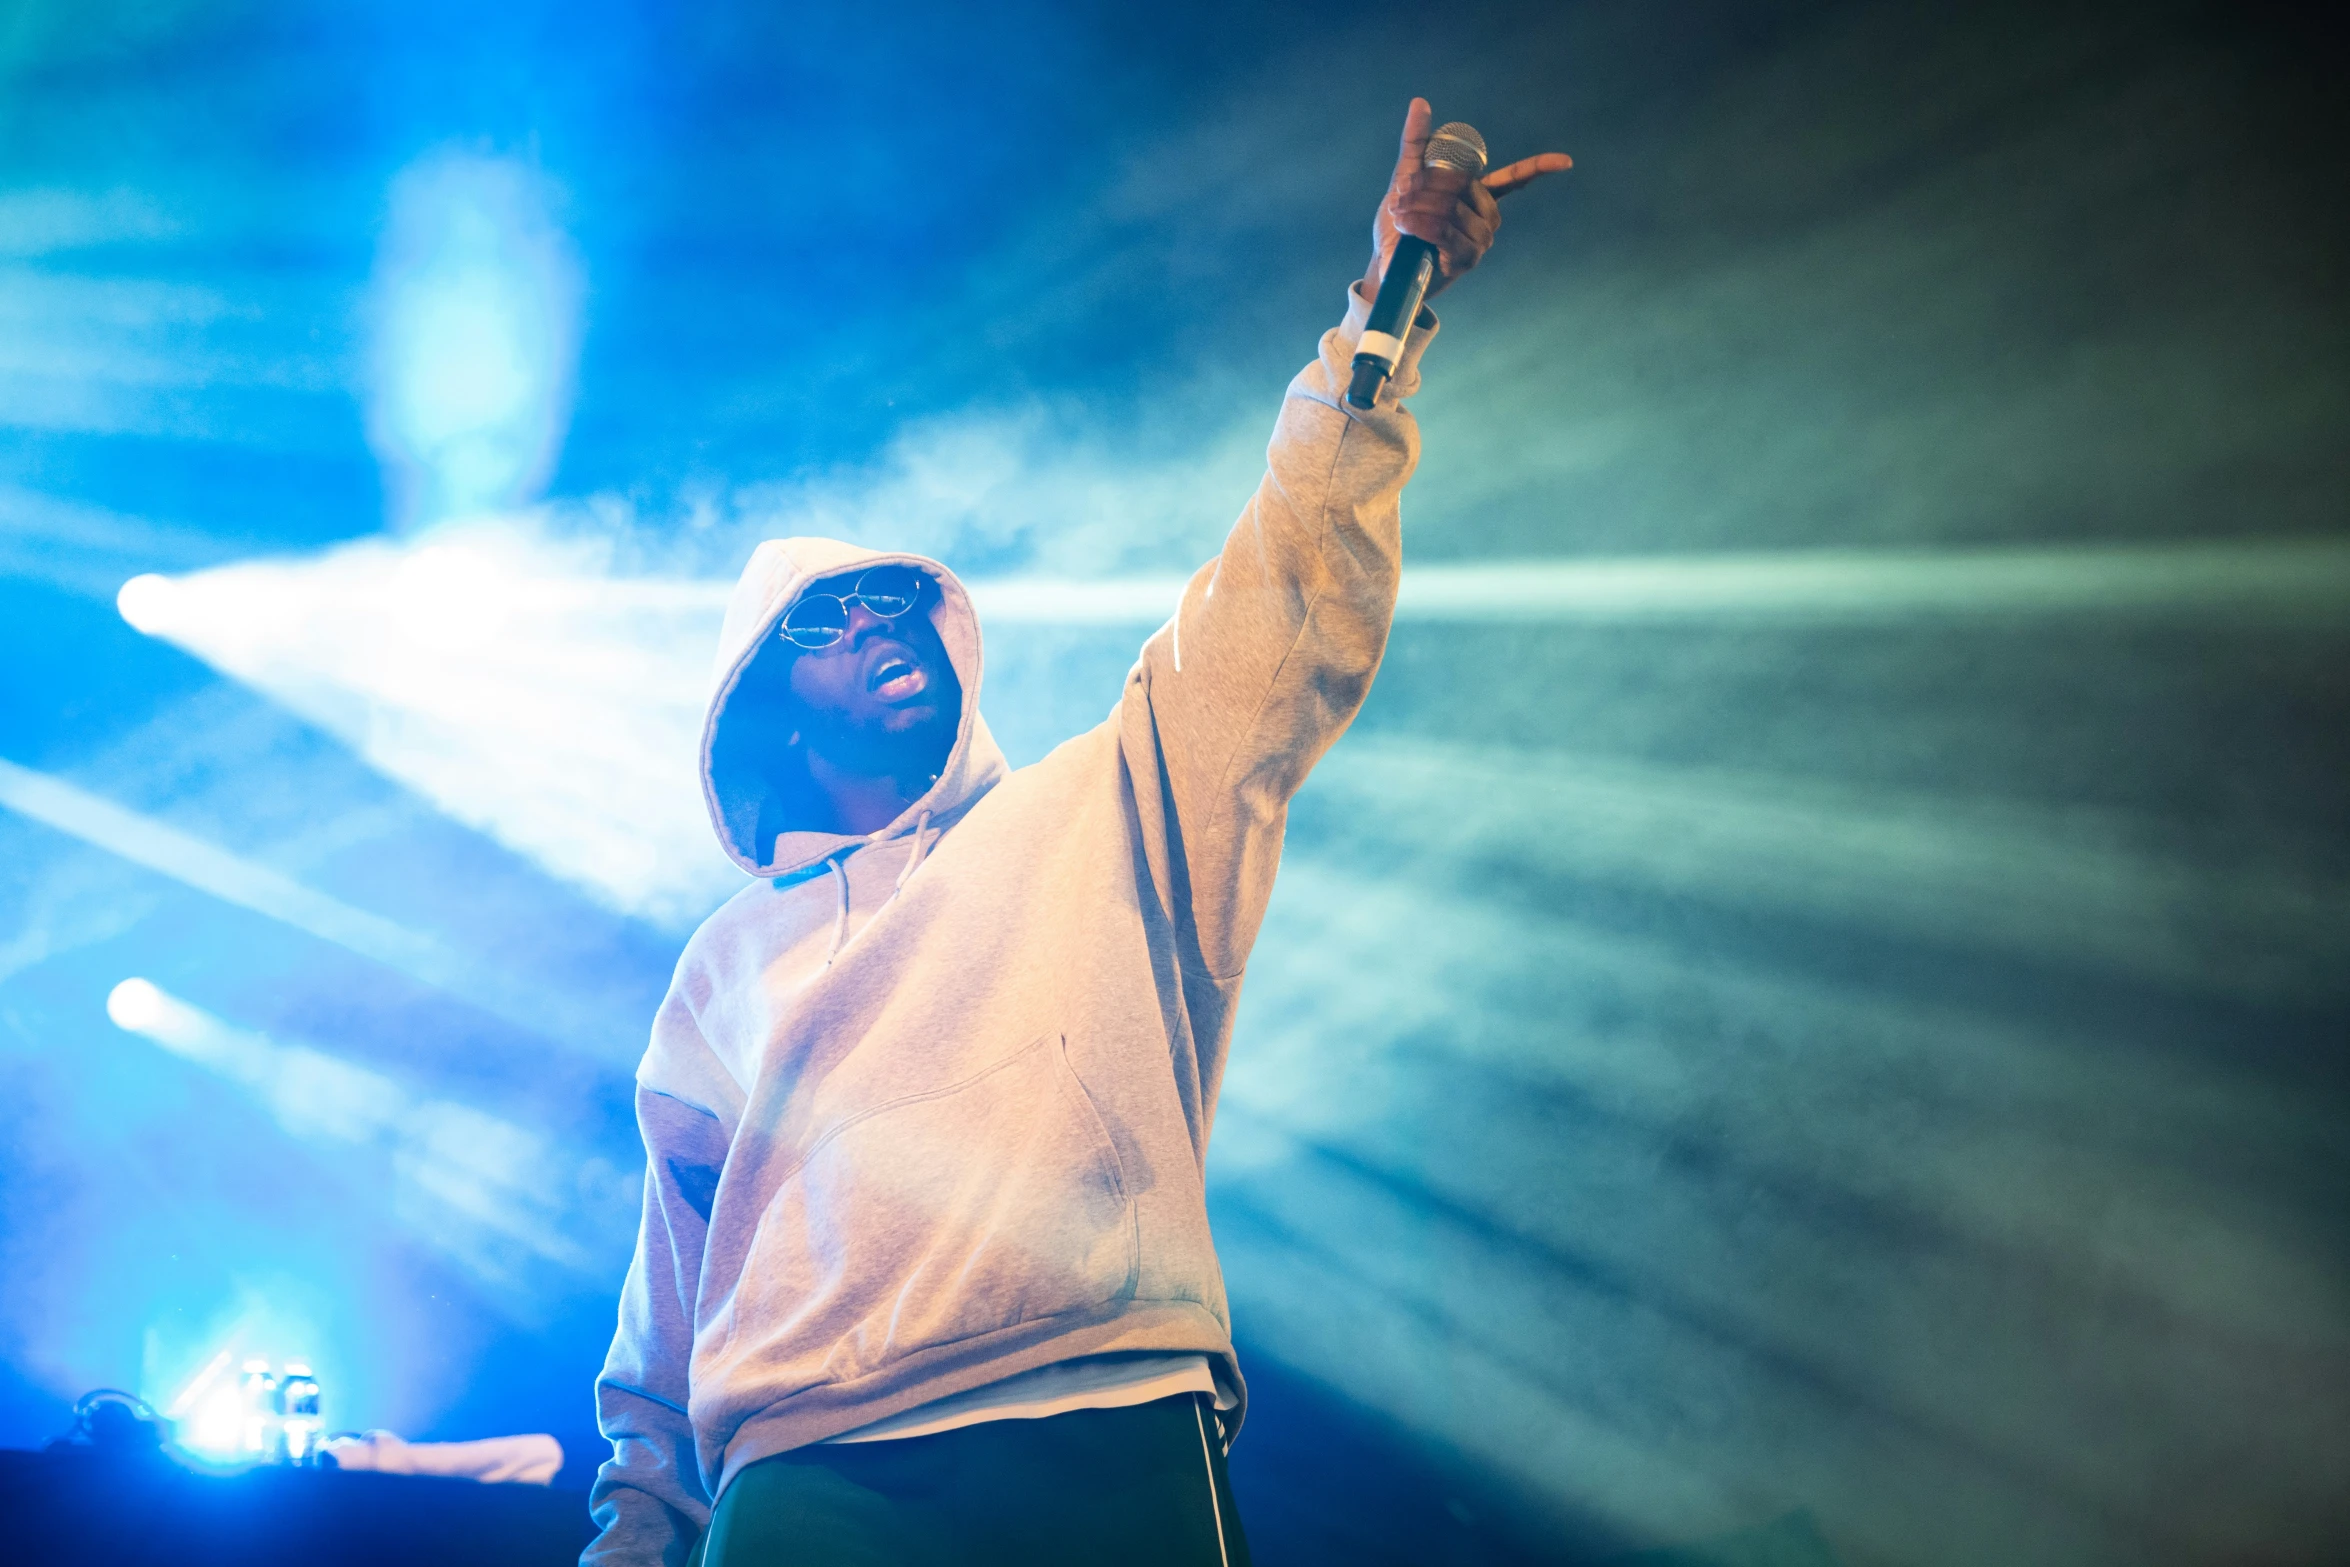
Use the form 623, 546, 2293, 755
366, 153, 583, 525
155, 1340, 327, 1465
165, 1348, 245, 1459
140, 1290, 337, 1467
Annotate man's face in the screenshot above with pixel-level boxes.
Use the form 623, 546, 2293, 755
782, 570, 962, 765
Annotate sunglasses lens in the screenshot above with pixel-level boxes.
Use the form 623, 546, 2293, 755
855, 566, 922, 617
780, 595, 848, 648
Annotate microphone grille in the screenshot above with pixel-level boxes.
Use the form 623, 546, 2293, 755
1423, 122, 1489, 178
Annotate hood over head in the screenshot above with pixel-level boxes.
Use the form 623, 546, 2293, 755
702, 537, 1006, 879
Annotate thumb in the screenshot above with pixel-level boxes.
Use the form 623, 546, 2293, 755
1391, 97, 1432, 184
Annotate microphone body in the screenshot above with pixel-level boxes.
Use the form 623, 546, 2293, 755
1347, 120, 1488, 410
1346, 237, 1439, 410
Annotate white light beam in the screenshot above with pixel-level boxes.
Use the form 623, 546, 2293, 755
0, 756, 444, 976
468, 536, 2350, 626
0, 755, 631, 1055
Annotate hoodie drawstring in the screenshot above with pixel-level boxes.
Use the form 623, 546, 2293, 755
820, 808, 934, 970
893, 809, 935, 894
822, 852, 852, 966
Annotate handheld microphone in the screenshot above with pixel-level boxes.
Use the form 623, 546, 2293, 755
1347, 121, 1488, 410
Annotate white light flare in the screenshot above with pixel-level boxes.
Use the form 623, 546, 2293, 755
186, 1384, 246, 1458
163, 1347, 234, 1421
105, 975, 169, 1033
115, 572, 178, 635
163, 1348, 245, 1460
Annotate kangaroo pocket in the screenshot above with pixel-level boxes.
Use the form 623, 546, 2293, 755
727, 1034, 1139, 1386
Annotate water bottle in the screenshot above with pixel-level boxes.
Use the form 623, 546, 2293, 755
280, 1363, 323, 1466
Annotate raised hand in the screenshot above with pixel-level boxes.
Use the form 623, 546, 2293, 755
1365, 97, 1572, 301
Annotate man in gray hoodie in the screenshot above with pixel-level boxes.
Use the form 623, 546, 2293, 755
586, 100, 1570, 1567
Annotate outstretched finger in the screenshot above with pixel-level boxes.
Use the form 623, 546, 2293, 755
1392, 98, 1433, 187
1483, 151, 1573, 198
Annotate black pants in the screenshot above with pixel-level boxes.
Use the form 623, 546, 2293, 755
692, 1393, 1250, 1567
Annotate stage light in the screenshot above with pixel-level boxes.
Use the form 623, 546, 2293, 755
106, 518, 736, 924
162, 1350, 240, 1460
365, 153, 582, 524
105, 976, 165, 1032
114, 572, 176, 634
160, 1344, 327, 1464
102, 974, 212, 1055
185, 1383, 245, 1460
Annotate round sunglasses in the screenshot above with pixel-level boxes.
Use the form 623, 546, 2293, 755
776, 564, 927, 649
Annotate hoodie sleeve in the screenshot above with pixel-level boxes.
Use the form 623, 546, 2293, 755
1118, 279, 1431, 989
583, 1047, 727, 1566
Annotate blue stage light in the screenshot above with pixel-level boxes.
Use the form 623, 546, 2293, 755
167, 1351, 248, 1461
365, 153, 583, 526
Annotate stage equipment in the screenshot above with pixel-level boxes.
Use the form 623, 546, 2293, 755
20, 1384, 578, 1562
1, 1446, 593, 1567
224, 1359, 329, 1466
1346, 121, 1488, 409
47, 1390, 170, 1458
281, 1365, 324, 1466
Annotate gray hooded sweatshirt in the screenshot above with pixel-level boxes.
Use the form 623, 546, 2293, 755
585, 285, 1436, 1565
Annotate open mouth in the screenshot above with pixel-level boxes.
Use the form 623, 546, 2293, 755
866, 645, 928, 701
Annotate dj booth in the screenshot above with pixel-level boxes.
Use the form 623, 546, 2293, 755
1, 1446, 595, 1566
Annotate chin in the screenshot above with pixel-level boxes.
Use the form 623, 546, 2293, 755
872, 701, 954, 740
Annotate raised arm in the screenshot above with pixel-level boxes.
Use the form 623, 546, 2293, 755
1115, 100, 1568, 989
